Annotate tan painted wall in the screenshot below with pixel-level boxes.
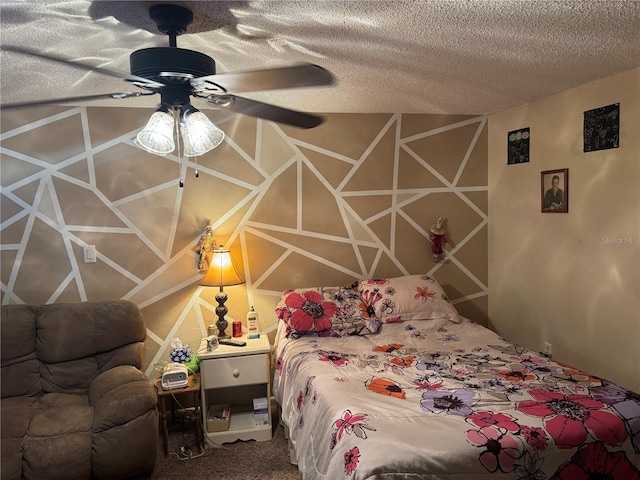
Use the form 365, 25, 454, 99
1, 109, 488, 376
488, 67, 640, 392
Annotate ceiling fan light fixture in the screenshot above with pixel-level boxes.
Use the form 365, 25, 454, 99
180, 106, 225, 156
135, 106, 175, 155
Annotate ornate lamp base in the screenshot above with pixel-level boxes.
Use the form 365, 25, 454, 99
215, 287, 230, 339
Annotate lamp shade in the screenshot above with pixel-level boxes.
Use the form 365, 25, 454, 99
181, 111, 225, 156
199, 248, 244, 287
135, 109, 175, 155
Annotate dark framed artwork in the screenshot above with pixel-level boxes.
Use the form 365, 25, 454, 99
507, 127, 530, 164
541, 169, 568, 213
583, 103, 619, 152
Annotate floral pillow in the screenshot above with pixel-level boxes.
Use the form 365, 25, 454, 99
276, 286, 381, 338
356, 274, 460, 323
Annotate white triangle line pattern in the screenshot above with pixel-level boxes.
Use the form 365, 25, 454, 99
243, 226, 363, 279
400, 116, 485, 143
290, 139, 359, 165
133, 275, 202, 308
2, 108, 489, 376
453, 118, 487, 186
79, 109, 97, 187
0, 108, 82, 141
336, 203, 370, 275
47, 271, 76, 305
166, 180, 185, 260
146, 295, 199, 373
245, 221, 378, 247
389, 117, 402, 255
337, 114, 399, 192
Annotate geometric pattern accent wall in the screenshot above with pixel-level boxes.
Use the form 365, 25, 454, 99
1, 107, 487, 375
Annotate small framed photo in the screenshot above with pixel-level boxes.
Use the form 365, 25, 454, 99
541, 169, 568, 213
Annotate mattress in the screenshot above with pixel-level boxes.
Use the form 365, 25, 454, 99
274, 318, 640, 480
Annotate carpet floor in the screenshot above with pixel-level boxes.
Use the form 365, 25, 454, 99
151, 410, 302, 480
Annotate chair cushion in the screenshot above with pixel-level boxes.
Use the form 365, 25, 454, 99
0, 305, 40, 398
1, 393, 93, 480
37, 301, 145, 364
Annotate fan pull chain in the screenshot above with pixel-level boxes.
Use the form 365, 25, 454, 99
194, 156, 199, 178
174, 111, 184, 188
178, 160, 186, 188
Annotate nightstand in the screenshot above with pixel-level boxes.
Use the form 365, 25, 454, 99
198, 335, 272, 445
153, 374, 202, 457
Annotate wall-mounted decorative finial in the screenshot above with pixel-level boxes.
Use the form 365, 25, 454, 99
429, 216, 448, 261
195, 223, 215, 270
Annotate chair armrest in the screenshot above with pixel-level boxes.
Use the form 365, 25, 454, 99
89, 365, 157, 432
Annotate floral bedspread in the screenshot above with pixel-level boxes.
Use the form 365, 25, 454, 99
273, 318, 640, 480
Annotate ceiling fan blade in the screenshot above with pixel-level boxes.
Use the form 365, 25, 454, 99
2, 45, 165, 89
206, 93, 324, 129
192, 64, 335, 94
0, 92, 154, 110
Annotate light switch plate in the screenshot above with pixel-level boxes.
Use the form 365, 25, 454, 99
83, 245, 96, 263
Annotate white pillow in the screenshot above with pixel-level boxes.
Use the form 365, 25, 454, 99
356, 274, 460, 323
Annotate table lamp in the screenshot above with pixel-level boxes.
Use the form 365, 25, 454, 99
199, 246, 244, 338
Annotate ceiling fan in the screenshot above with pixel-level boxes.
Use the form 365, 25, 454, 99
0, 3, 335, 132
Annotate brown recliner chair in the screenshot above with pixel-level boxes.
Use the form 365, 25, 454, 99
1, 300, 158, 480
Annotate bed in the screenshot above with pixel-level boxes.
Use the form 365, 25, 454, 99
273, 275, 640, 480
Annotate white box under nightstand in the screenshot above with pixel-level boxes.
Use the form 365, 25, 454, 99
253, 397, 269, 426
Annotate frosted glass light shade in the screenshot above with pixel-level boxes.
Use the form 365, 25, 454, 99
180, 112, 225, 156
135, 110, 175, 155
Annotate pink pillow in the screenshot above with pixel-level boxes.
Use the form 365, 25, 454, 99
276, 286, 381, 338
356, 275, 460, 323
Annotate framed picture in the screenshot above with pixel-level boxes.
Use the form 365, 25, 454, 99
584, 103, 619, 152
507, 127, 530, 164
541, 169, 568, 213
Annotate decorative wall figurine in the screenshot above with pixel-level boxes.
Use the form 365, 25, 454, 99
195, 224, 215, 270
429, 217, 448, 261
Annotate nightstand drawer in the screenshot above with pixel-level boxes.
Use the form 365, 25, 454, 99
201, 353, 268, 388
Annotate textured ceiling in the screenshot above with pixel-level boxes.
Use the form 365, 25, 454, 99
1, 0, 639, 116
